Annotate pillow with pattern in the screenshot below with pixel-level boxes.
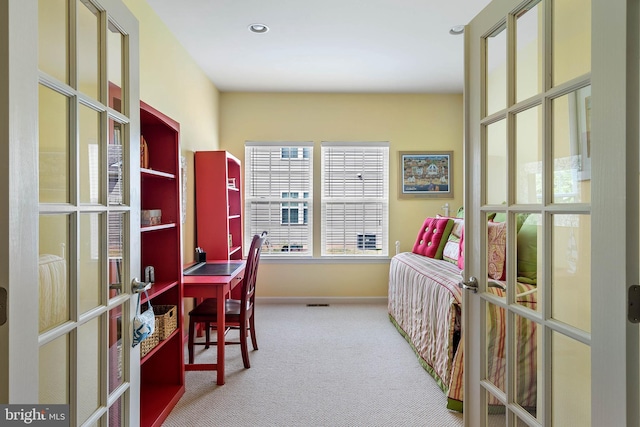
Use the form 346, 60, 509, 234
487, 221, 507, 280
442, 217, 464, 265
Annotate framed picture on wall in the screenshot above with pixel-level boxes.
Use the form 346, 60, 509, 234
399, 151, 453, 199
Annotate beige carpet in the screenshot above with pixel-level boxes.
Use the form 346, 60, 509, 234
162, 302, 464, 427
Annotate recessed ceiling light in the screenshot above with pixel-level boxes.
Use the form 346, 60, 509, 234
249, 23, 269, 34
449, 25, 465, 35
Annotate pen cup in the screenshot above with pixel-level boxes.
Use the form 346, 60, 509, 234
196, 251, 207, 263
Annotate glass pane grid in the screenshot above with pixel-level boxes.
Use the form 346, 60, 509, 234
38, 0, 133, 423
477, 0, 592, 423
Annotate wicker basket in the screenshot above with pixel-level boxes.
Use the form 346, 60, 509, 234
140, 329, 159, 358
154, 305, 178, 340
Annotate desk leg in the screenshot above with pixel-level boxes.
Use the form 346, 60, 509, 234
216, 288, 226, 385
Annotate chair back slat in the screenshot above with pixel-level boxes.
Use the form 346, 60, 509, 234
240, 231, 267, 314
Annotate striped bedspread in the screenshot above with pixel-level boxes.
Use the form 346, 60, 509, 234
388, 252, 537, 412
39, 254, 67, 332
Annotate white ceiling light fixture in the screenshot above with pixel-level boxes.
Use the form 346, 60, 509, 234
449, 25, 465, 35
248, 23, 269, 34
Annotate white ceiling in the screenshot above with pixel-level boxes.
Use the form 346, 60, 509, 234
145, 0, 492, 93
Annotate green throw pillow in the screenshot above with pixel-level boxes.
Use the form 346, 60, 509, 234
436, 218, 455, 260
517, 216, 538, 284
493, 212, 530, 233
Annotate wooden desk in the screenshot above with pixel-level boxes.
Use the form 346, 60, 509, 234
183, 260, 245, 385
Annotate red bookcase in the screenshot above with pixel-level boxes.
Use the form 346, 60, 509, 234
138, 101, 185, 427
194, 151, 243, 262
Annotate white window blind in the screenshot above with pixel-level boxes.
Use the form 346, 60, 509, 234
321, 142, 389, 256
245, 142, 313, 255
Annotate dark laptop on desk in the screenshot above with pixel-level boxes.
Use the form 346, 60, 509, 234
183, 261, 244, 276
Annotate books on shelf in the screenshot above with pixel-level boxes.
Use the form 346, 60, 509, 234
140, 135, 149, 168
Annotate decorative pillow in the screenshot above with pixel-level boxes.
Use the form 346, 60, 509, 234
492, 212, 530, 234
412, 217, 454, 259
487, 221, 507, 280
457, 226, 465, 270
442, 217, 464, 264
517, 215, 538, 284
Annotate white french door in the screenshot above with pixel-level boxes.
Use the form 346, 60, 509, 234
0, 0, 141, 425
463, 0, 639, 426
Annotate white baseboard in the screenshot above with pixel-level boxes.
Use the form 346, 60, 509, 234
255, 296, 388, 305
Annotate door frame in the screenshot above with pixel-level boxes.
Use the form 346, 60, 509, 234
590, 0, 639, 424
0, 0, 40, 403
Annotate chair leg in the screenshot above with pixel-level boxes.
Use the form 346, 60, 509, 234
240, 320, 250, 369
204, 322, 210, 349
188, 316, 195, 364
249, 313, 258, 350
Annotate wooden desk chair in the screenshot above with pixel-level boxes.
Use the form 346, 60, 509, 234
187, 231, 267, 368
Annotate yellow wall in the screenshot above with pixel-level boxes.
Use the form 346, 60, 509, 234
220, 92, 463, 297
123, 0, 221, 260
124, 3, 465, 299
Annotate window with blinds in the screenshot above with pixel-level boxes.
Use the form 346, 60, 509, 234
321, 142, 389, 256
245, 142, 313, 255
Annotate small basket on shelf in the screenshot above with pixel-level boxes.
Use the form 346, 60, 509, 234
154, 305, 178, 340
140, 329, 160, 358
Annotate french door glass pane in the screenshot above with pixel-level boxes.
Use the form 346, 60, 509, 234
107, 212, 125, 260
38, 0, 68, 84
78, 317, 101, 425
108, 306, 124, 393
108, 119, 124, 206
552, 331, 591, 426
516, 213, 541, 302
552, 0, 591, 87
39, 333, 69, 404
515, 106, 542, 204
80, 104, 101, 204
109, 397, 124, 427
515, 313, 538, 420
80, 212, 102, 313
486, 25, 507, 116
516, 0, 542, 102
552, 214, 591, 332
108, 212, 125, 299
108, 22, 124, 113
487, 213, 506, 301
78, 0, 100, 100
486, 399, 506, 425
39, 84, 70, 204
486, 119, 507, 205
486, 301, 506, 396
39, 214, 70, 333
552, 88, 592, 204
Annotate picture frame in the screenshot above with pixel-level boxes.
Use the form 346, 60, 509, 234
399, 151, 453, 199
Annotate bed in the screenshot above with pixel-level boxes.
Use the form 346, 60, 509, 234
388, 216, 538, 412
